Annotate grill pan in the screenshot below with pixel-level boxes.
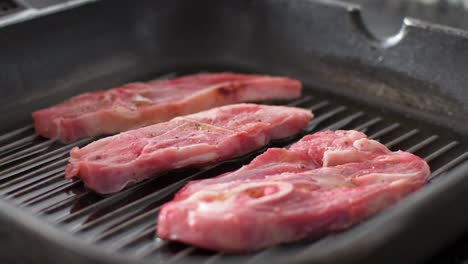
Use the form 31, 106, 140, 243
0, 0, 467, 263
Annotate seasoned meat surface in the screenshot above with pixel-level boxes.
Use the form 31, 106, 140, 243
33, 73, 302, 141
157, 130, 430, 253
66, 104, 312, 194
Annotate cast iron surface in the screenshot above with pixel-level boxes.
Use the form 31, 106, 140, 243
0, 0, 468, 263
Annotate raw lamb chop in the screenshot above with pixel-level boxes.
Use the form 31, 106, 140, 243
65, 104, 312, 194
33, 72, 302, 141
157, 130, 430, 253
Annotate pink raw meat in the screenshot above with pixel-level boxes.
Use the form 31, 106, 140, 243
33, 72, 302, 141
65, 104, 312, 194
157, 130, 430, 253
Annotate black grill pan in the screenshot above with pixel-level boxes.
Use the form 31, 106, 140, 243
0, 1, 467, 264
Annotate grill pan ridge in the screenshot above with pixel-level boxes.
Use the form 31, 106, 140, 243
1, 82, 467, 264
0, 1, 468, 264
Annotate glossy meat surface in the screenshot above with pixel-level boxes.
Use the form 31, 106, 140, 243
66, 104, 312, 194
157, 130, 430, 252
33, 73, 302, 141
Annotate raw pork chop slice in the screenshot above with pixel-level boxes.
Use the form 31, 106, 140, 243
157, 130, 430, 253
32, 72, 302, 141
65, 104, 312, 194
